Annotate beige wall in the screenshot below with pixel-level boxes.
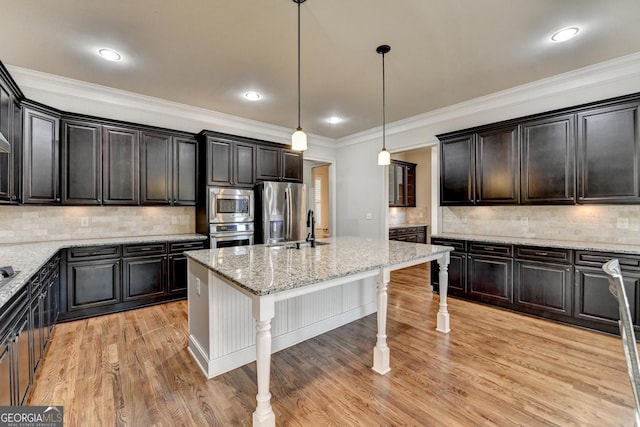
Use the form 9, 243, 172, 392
0, 206, 195, 244
389, 148, 432, 233
442, 205, 640, 245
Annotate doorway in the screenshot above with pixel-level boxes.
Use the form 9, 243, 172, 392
303, 160, 331, 237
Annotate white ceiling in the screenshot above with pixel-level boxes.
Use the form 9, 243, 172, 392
1, 0, 640, 139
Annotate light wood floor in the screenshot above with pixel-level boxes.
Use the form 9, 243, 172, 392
29, 264, 635, 426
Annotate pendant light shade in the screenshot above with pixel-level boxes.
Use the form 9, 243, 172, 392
377, 44, 391, 166
292, 0, 307, 152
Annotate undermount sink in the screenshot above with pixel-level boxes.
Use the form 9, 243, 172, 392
269, 241, 330, 249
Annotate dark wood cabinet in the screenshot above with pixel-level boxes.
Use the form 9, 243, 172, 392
389, 226, 427, 244
577, 101, 640, 203
204, 134, 256, 187
475, 125, 519, 204
122, 242, 167, 301
256, 144, 303, 182
173, 136, 198, 205
168, 240, 205, 294
67, 258, 121, 311
514, 246, 573, 319
467, 242, 514, 307
440, 135, 475, 205
0, 63, 22, 204
21, 103, 60, 204
389, 160, 416, 207
102, 125, 139, 205
61, 119, 102, 204
521, 114, 576, 204
141, 130, 172, 205
0, 288, 30, 406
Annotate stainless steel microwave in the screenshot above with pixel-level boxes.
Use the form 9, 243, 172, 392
208, 187, 254, 223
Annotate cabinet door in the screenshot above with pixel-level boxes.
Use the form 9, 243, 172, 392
406, 164, 416, 207
0, 84, 12, 202
521, 114, 576, 204
141, 131, 172, 205
396, 164, 405, 205
514, 260, 572, 316
122, 256, 167, 301
61, 120, 102, 204
168, 253, 188, 294
67, 260, 121, 310
574, 266, 640, 331
440, 134, 475, 205
468, 254, 513, 304
476, 125, 519, 204
234, 142, 256, 187
256, 145, 280, 181
30, 290, 44, 371
103, 126, 139, 205
281, 149, 302, 182
14, 306, 31, 405
22, 107, 60, 204
207, 137, 233, 186
173, 136, 197, 205
577, 101, 640, 203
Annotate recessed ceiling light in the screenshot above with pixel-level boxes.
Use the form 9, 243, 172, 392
327, 116, 342, 124
551, 27, 580, 42
98, 48, 122, 61
244, 92, 261, 101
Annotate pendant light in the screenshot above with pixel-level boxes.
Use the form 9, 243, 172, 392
377, 44, 391, 166
291, 0, 307, 151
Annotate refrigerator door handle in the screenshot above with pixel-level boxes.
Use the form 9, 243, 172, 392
286, 187, 292, 240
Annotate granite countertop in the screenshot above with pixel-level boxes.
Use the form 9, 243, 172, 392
0, 234, 207, 309
185, 236, 452, 296
389, 223, 429, 229
431, 233, 640, 255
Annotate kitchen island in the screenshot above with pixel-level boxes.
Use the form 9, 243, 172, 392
185, 236, 453, 427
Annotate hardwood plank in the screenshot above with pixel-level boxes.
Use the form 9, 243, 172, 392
28, 263, 636, 426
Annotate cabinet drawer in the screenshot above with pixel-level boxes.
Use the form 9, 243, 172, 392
123, 242, 167, 257
575, 251, 640, 270
515, 246, 572, 264
68, 245, 121, 261
468, 242, 513, 257
431, 238, 466, 252
169, 240, 205, 253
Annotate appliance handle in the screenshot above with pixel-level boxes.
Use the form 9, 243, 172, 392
285, 187, 291, 240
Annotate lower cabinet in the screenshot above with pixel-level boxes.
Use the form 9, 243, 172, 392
429, 237, 640, 335
389, 226, 428, 244
59, 239, 204, 321
0, 285, 31, 406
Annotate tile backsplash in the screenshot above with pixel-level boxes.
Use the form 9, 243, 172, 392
442, 205, 640, 245
0, 206, 195, 244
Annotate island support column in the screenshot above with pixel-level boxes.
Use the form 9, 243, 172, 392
252, 294, 276, 427
436, 252, 451, 333
373, 268, 391, 374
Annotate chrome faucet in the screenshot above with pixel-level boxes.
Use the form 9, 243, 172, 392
306, 209, 316, 248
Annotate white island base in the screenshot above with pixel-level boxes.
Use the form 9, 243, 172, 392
185, 238, 452, 427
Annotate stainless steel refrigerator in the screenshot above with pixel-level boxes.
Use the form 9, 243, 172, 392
254, 181, 307, 244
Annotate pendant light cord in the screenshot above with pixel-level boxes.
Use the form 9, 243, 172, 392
382, 51, 386, 150
297, 0, 302, 130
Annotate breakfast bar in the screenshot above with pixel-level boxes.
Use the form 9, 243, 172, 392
186, 236, 453, 427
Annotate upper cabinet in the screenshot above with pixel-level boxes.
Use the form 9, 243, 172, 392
61, 119, 102, 205
439, 93, 640, 206
102, 125, 140, 205
140, 131, 197, 205
22, 102, 60, 204
389, 160, 416, 207
0, 62, 23, 204
521, 114, 576, 204
577, 100, 640, 204
200, 130, 303, 188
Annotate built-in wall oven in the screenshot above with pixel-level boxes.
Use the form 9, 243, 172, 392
208, 187, 255, 249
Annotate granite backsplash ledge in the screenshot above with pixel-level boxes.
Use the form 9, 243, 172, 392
0, 205, 195, 244
441, 205, 640, 245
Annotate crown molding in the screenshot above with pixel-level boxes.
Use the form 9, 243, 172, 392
6, 64, 336, 148
339, 51, 640, 147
